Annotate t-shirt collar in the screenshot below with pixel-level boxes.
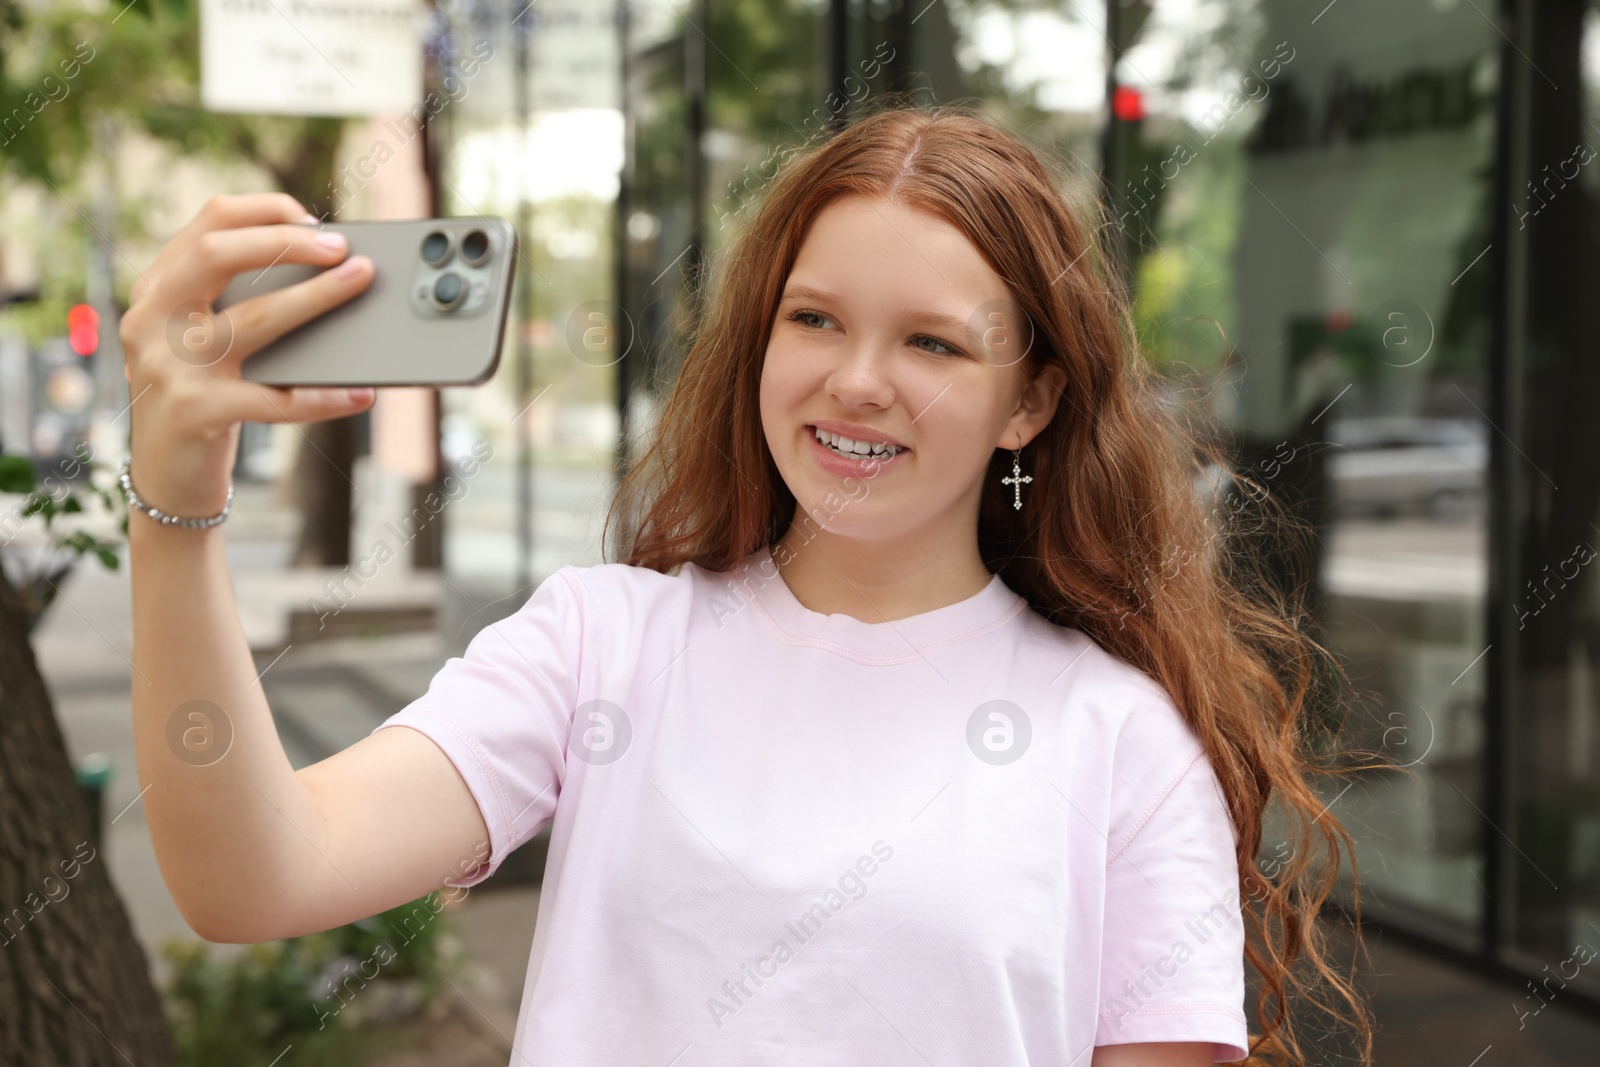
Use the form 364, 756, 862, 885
730, 544, 1028, 661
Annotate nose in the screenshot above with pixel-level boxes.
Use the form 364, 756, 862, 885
825, 337, 896, 409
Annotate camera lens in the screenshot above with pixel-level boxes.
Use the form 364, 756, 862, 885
421, 231, 452, 266
461, 228, 491, 266
433, 271, 465, 309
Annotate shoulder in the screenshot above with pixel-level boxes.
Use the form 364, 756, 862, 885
1013, 610, 1200, 754
1012, 611, 1211, 837
544, 557, 720, 639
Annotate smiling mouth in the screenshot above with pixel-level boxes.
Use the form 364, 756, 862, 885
807, 424, 909, 459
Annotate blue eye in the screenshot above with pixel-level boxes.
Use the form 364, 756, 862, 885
787, 309, 831, 329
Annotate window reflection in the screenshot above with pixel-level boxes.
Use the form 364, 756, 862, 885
1123, 0, 1497, 944
433, 0, 625, 587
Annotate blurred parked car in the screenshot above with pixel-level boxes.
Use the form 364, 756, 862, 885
1326, 416, 1487, 520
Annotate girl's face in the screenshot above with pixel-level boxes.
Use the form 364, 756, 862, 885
759, 194, 1063, 547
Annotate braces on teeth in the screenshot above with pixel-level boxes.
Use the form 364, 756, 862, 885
813, 427, 904, 458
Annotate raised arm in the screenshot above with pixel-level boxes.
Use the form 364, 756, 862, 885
1090, 1042, 1216, 1067
122, 193, 489, 943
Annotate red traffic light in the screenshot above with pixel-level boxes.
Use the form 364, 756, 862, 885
67, 303, 99, 356
1112, 85, 1146, 122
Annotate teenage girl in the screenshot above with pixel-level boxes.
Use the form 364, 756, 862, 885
122, 104, 1373, 1066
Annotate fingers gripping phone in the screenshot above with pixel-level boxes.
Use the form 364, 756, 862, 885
218, 217, 517, 387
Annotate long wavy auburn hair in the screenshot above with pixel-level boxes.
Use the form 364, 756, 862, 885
604, 98, 1382, 1066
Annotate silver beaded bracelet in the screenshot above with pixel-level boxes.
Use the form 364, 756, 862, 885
118, 456, 234, 529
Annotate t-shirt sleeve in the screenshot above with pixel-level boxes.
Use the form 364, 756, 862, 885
1095, 732, 1250, 1062
371, 566, 585, 889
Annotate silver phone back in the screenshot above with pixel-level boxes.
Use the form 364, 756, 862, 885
221, 217, 517, 387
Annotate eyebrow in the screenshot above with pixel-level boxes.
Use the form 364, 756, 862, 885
779, 284, 973, 333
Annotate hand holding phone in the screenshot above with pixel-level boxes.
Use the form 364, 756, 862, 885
118, 193, 380, 521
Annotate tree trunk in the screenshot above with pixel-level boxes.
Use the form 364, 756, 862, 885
409, 392, 445, 571
281, 118, 360, 570
289, 416, 358, 567
0, 567, 176, 1063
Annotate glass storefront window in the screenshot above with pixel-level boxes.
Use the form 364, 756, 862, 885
1119, 0, 1499, 947
434, 0, 624, 588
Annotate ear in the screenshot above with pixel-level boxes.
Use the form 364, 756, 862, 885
1005, 361, 1066, 448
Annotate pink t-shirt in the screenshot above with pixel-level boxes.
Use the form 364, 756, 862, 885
374, 544, 1250, 1064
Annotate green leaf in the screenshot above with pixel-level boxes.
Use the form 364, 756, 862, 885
62, 495, 84, 514
0, 454, 35, 494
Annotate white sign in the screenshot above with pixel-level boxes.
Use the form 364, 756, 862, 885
451, 0, 620, 116
533, 0, 618, 111
201, 0, 425, 117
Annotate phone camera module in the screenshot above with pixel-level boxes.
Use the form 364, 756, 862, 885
421, 230, 453, 266
432, 271, 466, 310
461, 228, 491, 267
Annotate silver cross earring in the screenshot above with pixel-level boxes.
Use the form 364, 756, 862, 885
1001, 445, 1032, 510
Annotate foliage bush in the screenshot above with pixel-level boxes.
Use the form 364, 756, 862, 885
159, 892, 465, 1067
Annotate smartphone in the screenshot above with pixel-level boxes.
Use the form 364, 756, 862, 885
218, 217, 517, 387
